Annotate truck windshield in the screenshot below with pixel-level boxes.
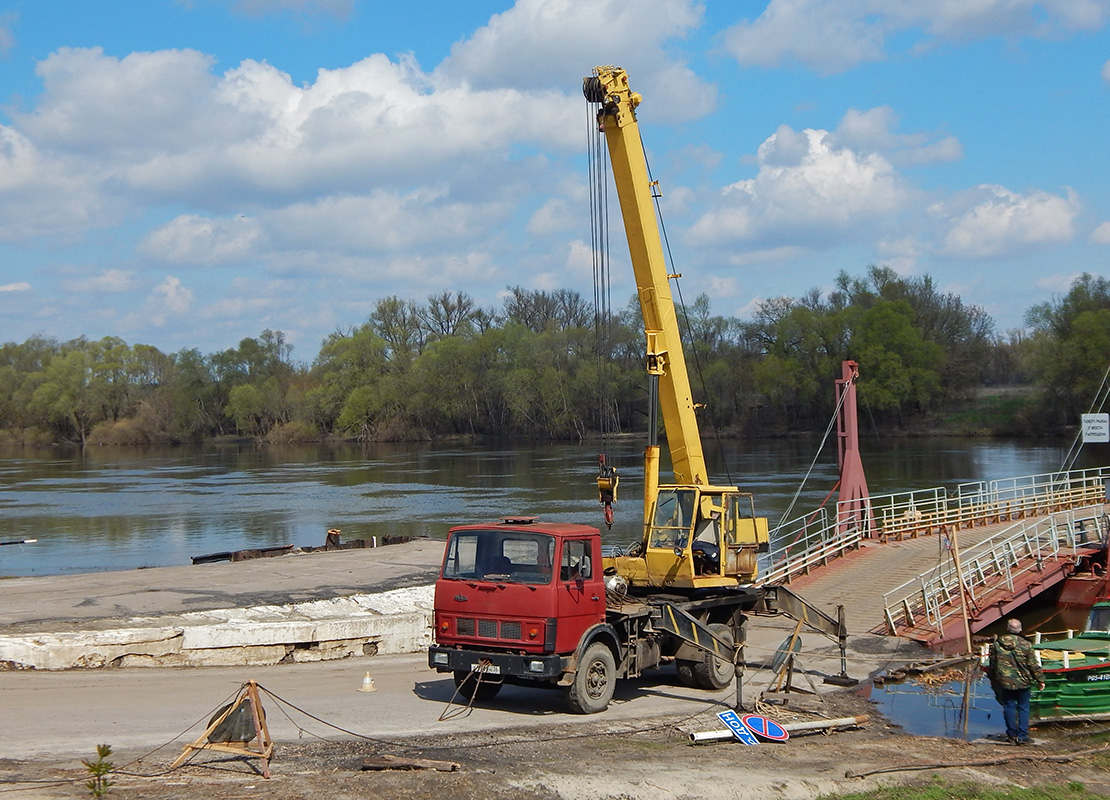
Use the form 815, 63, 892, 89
442, 529, 556, 585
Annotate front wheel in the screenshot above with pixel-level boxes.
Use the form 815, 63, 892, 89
690, 623, 736, 690
567, 642, 616, 714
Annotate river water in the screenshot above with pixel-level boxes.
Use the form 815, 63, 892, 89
0, 436, 1095, 578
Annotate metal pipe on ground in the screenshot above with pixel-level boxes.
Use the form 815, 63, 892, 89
689, 714, 869, 744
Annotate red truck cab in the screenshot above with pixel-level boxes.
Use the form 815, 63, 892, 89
429, 517, 605, 694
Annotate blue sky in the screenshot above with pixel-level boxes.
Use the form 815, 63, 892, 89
0, 0, 1108, 360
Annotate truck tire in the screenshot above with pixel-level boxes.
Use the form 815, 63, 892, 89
567, 642, 616, 714
690, 623, 735, 690
453, 669, 503, 701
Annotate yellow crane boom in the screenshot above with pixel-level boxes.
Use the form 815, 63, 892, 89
585, 66, 768, 589
584, 67, 707, 494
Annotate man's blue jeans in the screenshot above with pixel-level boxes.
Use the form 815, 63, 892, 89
999, 686, 1031, 742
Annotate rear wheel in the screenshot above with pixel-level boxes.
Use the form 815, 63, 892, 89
675, 659, 697, 687
691, 623, 735, 690
453, 669, 503, 701
567, 642, 616, 714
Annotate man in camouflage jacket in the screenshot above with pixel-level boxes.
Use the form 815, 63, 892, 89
988, 618, 1046, 744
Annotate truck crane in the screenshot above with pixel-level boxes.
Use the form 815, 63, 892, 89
427, 67, 829, 715
584, 65, 769, 590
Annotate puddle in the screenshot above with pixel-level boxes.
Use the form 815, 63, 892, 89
865, 602, 1099, 740
862, 667, 1003, 740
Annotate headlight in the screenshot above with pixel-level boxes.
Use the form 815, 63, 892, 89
433, 651, 449, 665
528, 660, 545, 673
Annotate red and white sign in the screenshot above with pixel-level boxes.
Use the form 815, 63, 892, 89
741, 714, 790, 741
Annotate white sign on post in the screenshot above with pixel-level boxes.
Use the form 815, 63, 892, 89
1082, 414, 1110, 443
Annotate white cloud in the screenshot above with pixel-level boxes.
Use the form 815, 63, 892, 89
1034, 272, 1083, 293
140, 214, 263, 266
565, 239, 594, 274
2, 46, 588, 245
703, 274, 740, 298
264, 189, 506, 257
726, 246, 808, 266
148, 276, 195, 322
874, 236, 924, 275
1092, 221, 1110, 244
723, 1, 1110, 73
830, 107, 962, 167
527, 198, 575, 236
18, 48, 224, 155
0, 126, 41, 190
0, 11, 15, 55
733, 296, 766, 321
876, 236, 924, 260
933, 184, 1080, 258
0, 123, 117, 241
437, 0, 715, 122
0, 281, 31, 292
201, 283, 285, 320
724, 2, 885, 73
687, 124, 910, 247
119, 275, 197, 338
63, 269, 139, 293
681, 107, 1080, 272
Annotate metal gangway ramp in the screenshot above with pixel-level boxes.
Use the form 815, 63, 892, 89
755, 467, 1110, 650
881, 506, 1106, 646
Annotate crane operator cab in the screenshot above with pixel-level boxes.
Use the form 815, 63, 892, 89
617, 485, 769, 589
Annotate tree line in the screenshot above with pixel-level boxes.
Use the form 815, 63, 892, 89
1, 269, 1106, 447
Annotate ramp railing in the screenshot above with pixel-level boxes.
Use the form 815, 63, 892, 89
757, 466, 1108, 588
873, 467, 1110, 542
757, 506, 845, 586
880, 505, 1108, 638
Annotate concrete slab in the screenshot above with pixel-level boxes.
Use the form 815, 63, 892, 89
0, 538, 445, 633
0, 540, 444, 670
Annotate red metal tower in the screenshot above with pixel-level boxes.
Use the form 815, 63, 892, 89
836, 361, 874, 536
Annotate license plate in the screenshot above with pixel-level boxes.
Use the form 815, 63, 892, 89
472, 663, 501, 675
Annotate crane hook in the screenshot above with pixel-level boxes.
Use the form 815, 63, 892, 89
596, 454, 619, 530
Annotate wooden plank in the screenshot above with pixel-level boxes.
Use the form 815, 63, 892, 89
361, 755, 461, 772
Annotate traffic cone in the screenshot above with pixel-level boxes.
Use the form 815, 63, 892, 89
358, 671, 377, 692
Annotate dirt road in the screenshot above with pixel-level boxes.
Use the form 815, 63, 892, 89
4, 653, 1110, 799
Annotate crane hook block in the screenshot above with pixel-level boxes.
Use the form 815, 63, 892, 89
596, 454, 619, 529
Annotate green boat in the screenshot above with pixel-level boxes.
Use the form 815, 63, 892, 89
1030, 601, 1110, 721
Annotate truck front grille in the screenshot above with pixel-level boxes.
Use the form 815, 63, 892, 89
453, 617, 524, 641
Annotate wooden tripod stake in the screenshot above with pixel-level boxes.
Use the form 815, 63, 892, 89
949, 529, 974, 656
171, 680, 274, 778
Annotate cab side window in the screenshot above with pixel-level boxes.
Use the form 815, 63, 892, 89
561, 539, 592, 581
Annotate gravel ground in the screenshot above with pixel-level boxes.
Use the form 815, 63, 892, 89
5, 691, 1110, 800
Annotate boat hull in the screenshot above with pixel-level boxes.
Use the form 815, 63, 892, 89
1031, 631, 1110, 719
